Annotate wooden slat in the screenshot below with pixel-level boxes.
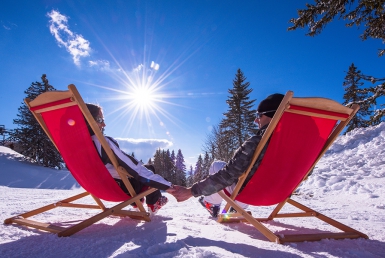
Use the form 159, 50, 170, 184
274, 212, 316, 218
12, 218, 65, 234
218, 216, 269, 224
267, 199, 288, 220
218, 211, 252, 218
57, 203, 102, 209
113, 210, 149, 217
90, 194, 107, 210
289, 97, 353, 115
285, 109, 348, 121
279, 232, 362, 243
32, 102, 77, 113
61, 191, 90, 202
28, 90, 73, 108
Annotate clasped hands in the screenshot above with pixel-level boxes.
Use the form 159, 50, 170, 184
166, 185, 193, 202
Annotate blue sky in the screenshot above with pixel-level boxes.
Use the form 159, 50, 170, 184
1, 0, 383, 167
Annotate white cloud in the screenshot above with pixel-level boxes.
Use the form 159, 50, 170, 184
88, 60, 110, 70
114, 138, 173, 162
2, 21, 17, 30
133, 64, 144, 72
47, 10, 91, 66
150, 61, 160, 70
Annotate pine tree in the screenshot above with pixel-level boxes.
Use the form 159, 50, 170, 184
288, 0, 385, 56
164, 149, 175, 182
193, 154, 204, 183
152, 149, 176, 183
203, 124, 235, 162
10, 74, 63, 169
342, 63, 385, 131
220, 69, 257, 153
153, 149, 163, 177
170, 150, 176, 183
175, 149, 187, 186
186, 165, 194, 187
343, 63, 371, 132
202, 152, 211, 179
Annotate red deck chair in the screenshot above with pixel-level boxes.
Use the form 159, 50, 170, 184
217, 91, 368, 244
4, 84, 157, 236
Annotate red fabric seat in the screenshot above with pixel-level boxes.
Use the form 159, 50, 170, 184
236, 107, 337, 205
42, 105, 129, 202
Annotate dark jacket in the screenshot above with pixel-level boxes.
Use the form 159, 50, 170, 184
191, 125, 269, 197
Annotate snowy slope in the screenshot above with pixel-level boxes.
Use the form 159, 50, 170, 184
0, 147, 79, 189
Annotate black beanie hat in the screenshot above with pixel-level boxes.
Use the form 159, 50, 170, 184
257, 93, 285, 118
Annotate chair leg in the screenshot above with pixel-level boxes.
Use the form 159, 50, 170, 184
58, 189, 153, 236
4, 191, 91, 223
217, 194, 368, 243
5, 190, 154, 237
217, 191, 281, 243
285, 199, 368, 239
267, 198, 289, 220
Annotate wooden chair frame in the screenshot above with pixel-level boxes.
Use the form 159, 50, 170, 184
216, 91, 369, 244
4, 84, 157, 237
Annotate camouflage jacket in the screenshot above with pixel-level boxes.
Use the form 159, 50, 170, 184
191, 124, 269, 197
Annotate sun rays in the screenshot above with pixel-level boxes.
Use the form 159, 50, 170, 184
85, 60, 188, 138
73, 27, 209, 138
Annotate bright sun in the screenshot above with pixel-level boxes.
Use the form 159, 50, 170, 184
91, 60, 184, 135
131, 87, 155, 109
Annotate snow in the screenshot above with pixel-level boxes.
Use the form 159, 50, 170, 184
1, 123, 385, 257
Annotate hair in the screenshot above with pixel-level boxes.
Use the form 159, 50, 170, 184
85, 103, 103, 135
85, 103, 102, 120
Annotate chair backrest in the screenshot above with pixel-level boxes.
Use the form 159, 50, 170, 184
26, 86, 130, 202
235, 92, 358, 206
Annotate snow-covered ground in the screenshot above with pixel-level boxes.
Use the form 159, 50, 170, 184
1, 123, 385, 257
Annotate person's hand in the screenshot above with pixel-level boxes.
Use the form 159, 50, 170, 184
169, 185, 193, 202
165, 186, 176, 194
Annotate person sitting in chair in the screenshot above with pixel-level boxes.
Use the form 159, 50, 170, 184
170, 93, 284, 217
85, 103, 174, 214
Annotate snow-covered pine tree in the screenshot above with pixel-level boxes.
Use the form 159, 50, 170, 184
170, 150, 176, 183
342, 63, 385, 132
164, 149, 175, 183
220, 69, 257, 154
288, 0, 385, 56
343, 63, 371, 132
10, 74, 63, 169
186, 165, 194, 187
193, 154, 203, 183
175, 149, 187, 186
152, 149, 176, 183
153, 149, 164, 177
202, 152, 211, 179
